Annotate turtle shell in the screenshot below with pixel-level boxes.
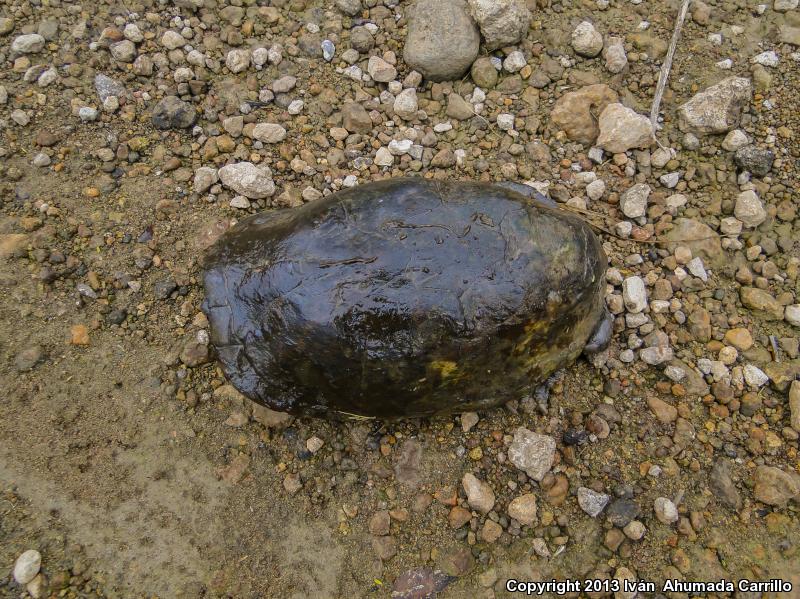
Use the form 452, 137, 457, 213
201, 178, 607, 419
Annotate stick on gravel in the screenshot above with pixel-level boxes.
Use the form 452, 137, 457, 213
650, 0, 691, 138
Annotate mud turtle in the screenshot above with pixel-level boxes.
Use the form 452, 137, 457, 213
202, 178, 610, 419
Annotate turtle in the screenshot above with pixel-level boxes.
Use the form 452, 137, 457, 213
201, 177, 611, 419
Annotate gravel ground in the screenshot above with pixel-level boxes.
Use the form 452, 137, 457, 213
1, 0, 799, 597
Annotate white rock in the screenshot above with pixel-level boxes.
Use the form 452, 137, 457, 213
722, 129, 749, 151
619, 183, 651, 219
640, 346, 673, 365
622, 276, 647, 314
507, 494, 537, 525
287, 99, 304, 115
677, 77, 752, 135
78, 106, 98, 122
623, 520, 646, 540
743, 364, 768, 387
734, 190, 766, 227
775, 0, 799, 10
161, 30, 185, 50
603, 36, 627, 73
124, 23, 143, 42
229, 195, 251, 209
665, 365, 686, 381
251, 123, 287, 144
367, 56, 397, 82
375, 146, 394, 166
659, 172, 681, 188
786, 305, 800, 327
496, 113, 515, 131
720, 216, 743, 236
12, 33, 45, 53
586, 179, 606, 200
466, 0, 532, 51
571, 21, 603, 57
752, 51, 779, 67
596, 103, 653, 153
194, 166, 218, 193
653, 497, 679, 524
37, 68, 57, 87
716, 58, 733, 69
393, 88, 418, 121
306, 436, 324, 453
577, 487, 610, 517
226, 49, 250, 73
507, 427, 556, 482
686, 257, 708, 281
110, 40, 137, 62
462, 472, 496, 514
502, 50, 527, 73
13, 550, 41, 585
218, 162, 275, 199
388, 139, 413, 155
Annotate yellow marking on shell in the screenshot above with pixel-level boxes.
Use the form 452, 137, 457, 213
430, 360, 459, 379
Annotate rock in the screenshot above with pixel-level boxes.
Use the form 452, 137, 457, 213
446, 93, 475, 120
471, 57, 498, 88
775, 0, 799, 10
404, 0, 480, 81
677, 77, 752, 135
392, 568, 453, 598
161, 30, 185, 50
743, 364, 769, 387
586, 179, 605, 201
734, 190, 766, 227
664, 218, 722, 265
647, 397, 677, 423
461, 412, 479, 432
480, 520, 503, 543
603, 37, 628, 73
709, 460, 741, 510
371, 535, 397, 561
623, 520, 646, 540
12, 33, 45, 53
734, 145, 774, 177
341, 102, 372, 133
722, 129, 749, 151
226, 48, 250, 73
502, 50, 526, 73
653, 497, 679, 524
350, 26, 374, 53
252, 403, 293, 428
507, 494, 537, 525
740, 287, 784, 320
780, 24, 800, 45
550, 84, 619, 145
368, 56, 397, 82
13, 550, 41, 585
369, 511, 391, 536
466, 0, 530, 50
724, 328, 753, 351
393, 88, 418, 120
251, 123, 287, 144
607, 498, 640, 527
619, 183, 651, 219
194, 166, 218, 193
218, 162, 275, 199
110, 40, 137, 62
753, 466, 800, 506
622, 276, 647, 314
335, 0, 361, 16
596, 104, 653, 153
0, 17, 14, 35
640, 346, 673, 365
787, 305, 800, 327
571, 21, 603, 57
375, 147, 394, 167
15, 346, 44, 372
790, 381, 800, 432
508, 427, 556, 481
272, 75, 297, 93
152, 96, 196, 129
462, 472, 495, 514
448, 506, 471, 528
577, 487, 610, 517
94, 74, 125, 102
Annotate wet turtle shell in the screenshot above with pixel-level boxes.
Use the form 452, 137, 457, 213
201, 178, 608, 419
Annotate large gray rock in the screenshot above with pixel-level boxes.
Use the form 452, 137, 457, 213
677, 77, 752, 135
403, 0, 480, 82
466, 0, 531, 51
11, 33, 45, 53
596, 104, 654, 154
